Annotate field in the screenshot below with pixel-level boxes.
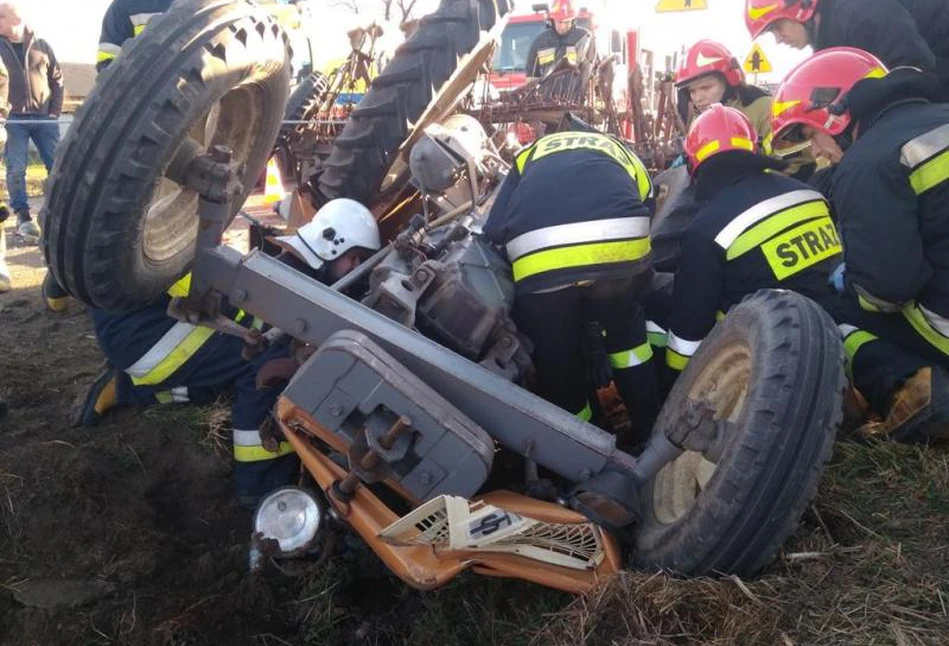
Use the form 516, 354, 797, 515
1, 174, 947, 645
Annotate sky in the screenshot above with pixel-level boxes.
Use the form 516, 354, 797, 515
29, 0, 809, 83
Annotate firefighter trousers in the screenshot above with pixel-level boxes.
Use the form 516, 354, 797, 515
513, 274, 660, 445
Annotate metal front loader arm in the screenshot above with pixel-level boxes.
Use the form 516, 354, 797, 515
195, 244, 622, 483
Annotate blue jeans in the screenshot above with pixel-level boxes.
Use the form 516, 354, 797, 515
5, 114, 60, 215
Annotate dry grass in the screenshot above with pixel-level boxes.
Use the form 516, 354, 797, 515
528, 441, 949, 646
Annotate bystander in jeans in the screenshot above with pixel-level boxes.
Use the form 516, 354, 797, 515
0, 1, 63, 244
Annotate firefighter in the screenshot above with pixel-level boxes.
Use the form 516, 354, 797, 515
524, 0, 594, 79
96, 0, 173, 72
658, 104, 838, 384
744, 0, 949, 94
76, 199, 382, 505
675, 40, 771, 139
482, 130, 660, 446
771, 47, 949, 441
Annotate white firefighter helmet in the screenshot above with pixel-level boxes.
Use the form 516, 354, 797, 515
274, 198, 381, 270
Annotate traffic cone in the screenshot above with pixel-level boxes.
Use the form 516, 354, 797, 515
263, 158, 285, 205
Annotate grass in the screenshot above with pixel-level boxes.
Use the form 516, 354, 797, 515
281, 440, 949, 645
0, 163, 47, 199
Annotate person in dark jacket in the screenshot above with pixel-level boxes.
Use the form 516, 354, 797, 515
97, 0, 173, 72
524, 0, 593, 79
76, 199, 382, 507
658, 104, 839, 387
745, 0, 949, 95
0, 1, 63, 243
483, 130, 659, 446
772, 47, 949, 442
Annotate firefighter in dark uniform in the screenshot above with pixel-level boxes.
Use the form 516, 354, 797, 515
772, 47, 949, 441
76, 199, 382, 506
96, 0, 174, 72
745, 0, 949, 95
42, 0, 175, 312
524, 0, 593, 79
483, 131, 659, 445
658, 104, 839, 383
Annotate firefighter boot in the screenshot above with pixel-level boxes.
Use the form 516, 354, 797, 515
858, 367, 949, 442
42, 271, 70, 312
74, 368, 119, 427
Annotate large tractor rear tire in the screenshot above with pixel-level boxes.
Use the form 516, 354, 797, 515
635, 290, 845, 576
314, 0, 510, 206
42, 0, 291, 310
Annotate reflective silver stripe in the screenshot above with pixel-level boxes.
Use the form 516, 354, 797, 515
124, 322, 198, 379
170, 386, 189, 403
668, 331, 702, 357
130, 12, 161, 26
233, 429, 263, 447
714, 189, 825, 250
900, 123, 949, 169
838, 324, 859, 338
920, 303, 949, 338
506, 216, 650, 261
98, 43, 122, 56
647, 321, 667, 335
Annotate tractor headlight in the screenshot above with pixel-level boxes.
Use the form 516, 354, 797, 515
252, 486, 324, 556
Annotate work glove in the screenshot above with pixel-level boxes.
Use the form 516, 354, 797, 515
829, 262, 846, 294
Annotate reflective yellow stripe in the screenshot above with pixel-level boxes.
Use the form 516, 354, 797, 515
760, 216, 841, 280
609, 342, 654, 369
167, 273, 192, 298
749, 3, 779, 21
908, 149, 949, 195
133, 24, 146, 35
537, 48, 556, 64
130, 325, 215, 386
903, 303, 949, 355
512, 238, 651, 283
694, 140, 721, 163
726, 200, 829, 260
716, 310, 726, 322
715, 190, 825, 249
515, 147, 533, 174
857, 293, 883, 313
730, 137, 755, 152
97, 51, 117, 63
842, 328, 877, 376
527, 133, 652, 200
506, 217, 650, 261
234, 441, 295, 463
666, 348, 689, 371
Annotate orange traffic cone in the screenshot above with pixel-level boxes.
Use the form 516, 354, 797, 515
263, 158, 285, 205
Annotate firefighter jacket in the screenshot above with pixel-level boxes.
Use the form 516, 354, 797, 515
665, 153, 839, 372
815, 0, 949, 94
97, 0, 173, 72
829, 67, 949, 354
91, 273, 262, 387
0, 28, 63, 117
483, 131, 653, 294
524, 25, 594, 78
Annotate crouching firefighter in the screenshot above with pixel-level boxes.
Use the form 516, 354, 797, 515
654, 104, 839, 388
483, 130, 660, 447
76, 198, 382, 505
771, 48, 949, 441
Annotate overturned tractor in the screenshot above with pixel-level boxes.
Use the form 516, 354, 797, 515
42, 0, 845, 594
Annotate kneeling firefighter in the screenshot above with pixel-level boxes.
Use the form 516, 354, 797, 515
771, 48, 949, 441
77, 199, 381, 505
483, 130, 660, 447
657, 104, 839, 387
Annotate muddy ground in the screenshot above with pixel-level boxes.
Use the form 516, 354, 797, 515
1, 186, 948, 645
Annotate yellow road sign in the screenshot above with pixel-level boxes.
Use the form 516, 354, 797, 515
744, 43, 773, 74
656, 0, 708, 12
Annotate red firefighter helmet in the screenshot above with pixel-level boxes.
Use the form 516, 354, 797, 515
771, 47, 888, 152
745, 0, 819, 39
676, 40, 744, 89
684, 104, 759, 172
550, 0, 578, 22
